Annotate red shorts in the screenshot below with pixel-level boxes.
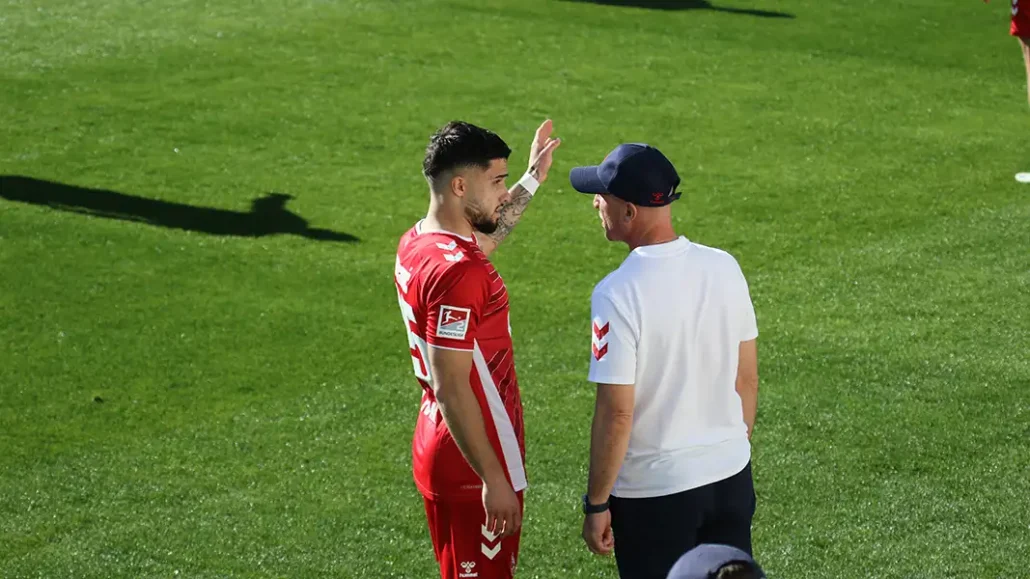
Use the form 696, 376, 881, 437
423, 493, 524, 579
1012, 0, 1030, 37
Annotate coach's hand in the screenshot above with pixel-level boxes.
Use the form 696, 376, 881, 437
582, 511, 614, 555
527, 119, 561, 183
483, 478, 521, 538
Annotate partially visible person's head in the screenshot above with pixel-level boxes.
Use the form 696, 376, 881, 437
665, 544, 765, 579
569, 143, 681, 244
423, 121, 512, 234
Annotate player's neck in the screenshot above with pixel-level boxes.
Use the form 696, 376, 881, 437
423, 198, 474, 239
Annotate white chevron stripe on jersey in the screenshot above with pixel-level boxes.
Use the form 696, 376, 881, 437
481, 525, 499, 542
482, 542, 502, 560
473, 341, 527, 492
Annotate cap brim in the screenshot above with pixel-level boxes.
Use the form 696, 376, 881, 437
569, 166, 606, 194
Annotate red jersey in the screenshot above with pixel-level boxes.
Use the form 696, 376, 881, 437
1015, 0, 1030, 37
394, 221, 526, 501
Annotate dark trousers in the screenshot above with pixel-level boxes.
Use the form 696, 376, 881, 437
608, 462, 756, 579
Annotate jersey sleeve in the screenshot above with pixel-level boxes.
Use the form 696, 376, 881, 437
733, 260, 759, 342
587, 289, 638, 385
424, 261, 490, 351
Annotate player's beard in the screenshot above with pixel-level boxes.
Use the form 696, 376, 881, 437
465, 197, 499, 235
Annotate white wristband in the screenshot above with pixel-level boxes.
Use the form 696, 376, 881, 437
517, 172, 540, 196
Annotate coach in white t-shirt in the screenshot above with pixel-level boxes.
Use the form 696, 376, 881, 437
569, 144, 760, 579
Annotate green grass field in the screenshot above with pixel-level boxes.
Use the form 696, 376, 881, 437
2, 0, 1029, 577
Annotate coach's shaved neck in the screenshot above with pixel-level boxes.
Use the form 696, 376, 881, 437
623, 204, 679, 251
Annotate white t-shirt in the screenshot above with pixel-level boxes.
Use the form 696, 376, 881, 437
588, 236, 758, 499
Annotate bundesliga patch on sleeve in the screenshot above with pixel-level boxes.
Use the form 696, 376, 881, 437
437, 305, 471, 340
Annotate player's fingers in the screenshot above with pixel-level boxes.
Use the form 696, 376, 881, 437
494, 510, 506, 538
504, 508, 518, 537
535, 137, 552, 158
496, 514, 507, 538
497, 512, 508, 537
531, 138, 560, 166
543, 137, 561, 155
499, 514, 511, 538
487, 513, 499, 536
583, 529, 601, 554
535, 119, 553, 138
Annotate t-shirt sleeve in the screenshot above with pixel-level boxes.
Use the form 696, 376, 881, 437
734, 260, 759, 342
587, 289, 638, 385
424, 261, 489, 351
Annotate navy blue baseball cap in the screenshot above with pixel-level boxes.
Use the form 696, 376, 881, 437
569, 143, 682, 207
666, 544, 766, 579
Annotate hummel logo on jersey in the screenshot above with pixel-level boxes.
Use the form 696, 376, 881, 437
592, 318, 610, 361
437, 306, 471, 340
459, 561, 479, 578
436, 240, 464, 262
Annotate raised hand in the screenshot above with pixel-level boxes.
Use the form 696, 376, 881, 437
527, 119, 561, 183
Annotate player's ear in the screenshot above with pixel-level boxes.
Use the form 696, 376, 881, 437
450, 173, 467, 198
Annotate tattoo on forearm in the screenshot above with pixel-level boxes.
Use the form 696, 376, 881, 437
486, 183, 535, 244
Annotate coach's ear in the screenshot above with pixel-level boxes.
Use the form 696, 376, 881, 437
624, 201, 637, 222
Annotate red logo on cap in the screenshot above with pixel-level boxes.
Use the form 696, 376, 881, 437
651, 192, 665, 204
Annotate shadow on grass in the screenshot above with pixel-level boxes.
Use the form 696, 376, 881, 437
0, 175, 359, 242
562, 0, 794, 18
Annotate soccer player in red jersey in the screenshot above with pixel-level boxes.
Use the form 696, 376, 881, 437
393, 120, 560, 579
990, 0, 1030, 180
1010, 0, 1030, 100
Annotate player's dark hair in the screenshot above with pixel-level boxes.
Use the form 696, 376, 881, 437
713, 562, 762, 579
422, 121, 512, 182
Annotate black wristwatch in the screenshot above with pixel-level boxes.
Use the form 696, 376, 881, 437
582, 494, 609, 515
